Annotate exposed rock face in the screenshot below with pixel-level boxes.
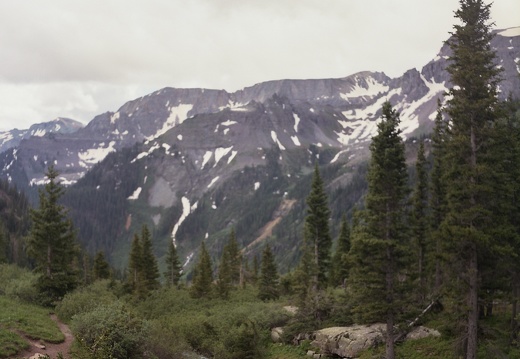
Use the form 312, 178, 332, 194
1, 28, 518, 188
0, 117, 83, 154
307, 324, 440, 358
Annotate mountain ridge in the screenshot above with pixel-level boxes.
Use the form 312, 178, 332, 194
0, 28, 518, 271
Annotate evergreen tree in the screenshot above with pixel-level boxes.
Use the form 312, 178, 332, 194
305, 163, 332, 287
0, 226, 6, 263
330, 216, 351, 287
164, 241, 182, 287
411, 142, 429, 299
429, 101, 448, 294
444, 1, 502, 356
348, 102, 409, 359
294, 232, 318, 302
252, 255, 259, 285
258, 244, 279, 301
216, 248, 232, 299
140, 225, 160, 292
128, 233, 145, 297
190, 241, 213, 299
225, 228, 242, 286
93, 251, 111, 280
28, 165, 79, 305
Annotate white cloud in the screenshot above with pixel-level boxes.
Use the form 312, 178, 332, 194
0, 0, 518, 131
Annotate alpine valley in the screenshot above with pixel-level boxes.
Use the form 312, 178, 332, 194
1, 28, 519, 273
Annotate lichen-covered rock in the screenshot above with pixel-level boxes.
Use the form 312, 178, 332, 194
405, 325, 441, 340
271, 327, 284, 343
311, 324, 386, 358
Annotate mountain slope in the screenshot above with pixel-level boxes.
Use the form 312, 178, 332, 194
0, 27, 519, 272
0, 118, 83, 155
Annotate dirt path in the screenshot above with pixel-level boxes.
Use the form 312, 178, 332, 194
10, 314, 73, 359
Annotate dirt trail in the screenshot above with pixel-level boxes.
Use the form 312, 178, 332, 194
10, 314, 73, 359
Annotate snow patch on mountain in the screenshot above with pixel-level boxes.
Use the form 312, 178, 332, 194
341, 76, 389, 100
31, 128, 47, 137
214, 147, 233, 166
293, 113, 300, 132
271, 131, 286, 150
171, 196, 198, 246
228, 151, 238, 164
78, 141, 116, 167
128, 187, 142, 200
110, 112, 120, 124
221, 120, 238, 126
131, 142, 161, 163
291, 135, 301, 146
201, 151, 213, 169
207, 176, 220, 188
330, 149, 348, 164
149, 104, 193, 140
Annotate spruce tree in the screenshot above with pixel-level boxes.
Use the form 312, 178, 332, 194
330, 216, 351, 287
225, 228, 242, 286
444, 1, 502, 356
429, 101, 448, 294
190, 241, 213, 299
348, 101, 409, 359
164, 241, 182, 287
305, 163, 332, 287
216, 248, 232, 299
140, 225, 160, 292
28, 165, 79, 305
93, 251, 111, 280
128, 233, 145, 297
411, 142, 429, 298
258, 244, 279, 301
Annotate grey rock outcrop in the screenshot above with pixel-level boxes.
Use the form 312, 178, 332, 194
307, 324, 440, 358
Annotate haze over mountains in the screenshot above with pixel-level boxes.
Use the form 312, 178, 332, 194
0, 27, 518, 270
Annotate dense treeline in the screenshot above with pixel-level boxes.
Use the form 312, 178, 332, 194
62, 144, 141, 257
1, 1, 520, 358
0, 179, 30, 265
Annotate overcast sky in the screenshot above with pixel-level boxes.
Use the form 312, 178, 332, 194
0, 0, 518, 131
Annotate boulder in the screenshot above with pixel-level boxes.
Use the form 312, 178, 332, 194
405, 325, 441, 340
309, 324, 441, 358
310, 324, 385, 358
271, 327, 284, 343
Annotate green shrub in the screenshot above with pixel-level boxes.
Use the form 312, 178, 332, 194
0, 263, 39, 303
71, 301, 150, 359
55, 279, 118, 322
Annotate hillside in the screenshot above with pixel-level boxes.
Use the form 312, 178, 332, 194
0, 27, 518, 272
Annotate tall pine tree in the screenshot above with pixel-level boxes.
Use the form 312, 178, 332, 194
444, 1, 502, 356
305, 163, 332, 287
411, 142, 429, 299
348, 101, 409, 359
28, 166, 79, 305
190, 241, 213, 299
329, 216, 351, 287
164, 240, 182, 287
93, 251, 111, 281
429, 101, 448, 294
140, 225, 160, 292
258, 244, 279, 301
128, 233, 146, 297
216, 248, 232, 299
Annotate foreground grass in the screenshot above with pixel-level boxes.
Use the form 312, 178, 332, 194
0, 295, 64, 358
267, 343, 308, 358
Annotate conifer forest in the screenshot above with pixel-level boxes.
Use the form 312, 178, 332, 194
1, 1, 520, 358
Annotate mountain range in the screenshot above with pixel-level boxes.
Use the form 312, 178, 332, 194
1, 27, 519, 272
